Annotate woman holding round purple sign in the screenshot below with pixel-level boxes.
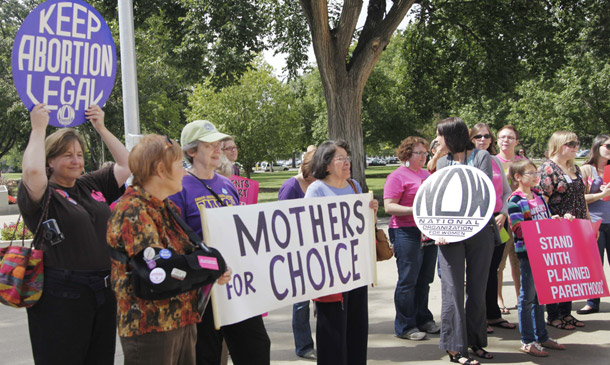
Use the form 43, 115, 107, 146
17, 103, 131, 364
383, 136, 440, 342
435, 117, 495, 364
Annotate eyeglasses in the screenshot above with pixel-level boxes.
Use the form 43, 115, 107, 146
473, 134, 492, 140
333, 156, 352, 163
222, 146, 238, 152
498, 135, 516, 141
601, 144, 610, 149
165, 135, 176, 147
564, 141, 580, 148
411, 151, 429, 156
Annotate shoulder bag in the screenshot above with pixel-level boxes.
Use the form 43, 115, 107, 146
0, 189, 50, 308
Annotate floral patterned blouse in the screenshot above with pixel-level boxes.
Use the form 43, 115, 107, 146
538, 159, 587, 219
106, 185, 200, 337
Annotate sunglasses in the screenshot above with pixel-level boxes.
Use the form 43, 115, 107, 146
473, 134, 492, 140
564, 141, 580, 148
601, 144, 610, 149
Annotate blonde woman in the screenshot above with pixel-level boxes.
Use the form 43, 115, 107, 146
538, 131, 587, 330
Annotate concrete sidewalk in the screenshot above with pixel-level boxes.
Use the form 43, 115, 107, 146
1, 214, 609, 364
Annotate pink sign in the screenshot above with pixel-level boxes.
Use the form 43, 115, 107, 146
603, 165, 610, 201
521, 219, 609, 304
230, 176, 259, 205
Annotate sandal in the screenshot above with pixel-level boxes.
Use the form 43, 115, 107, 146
540, 338, 565, 350
486, 326, 494, 334
546, 318, 575, 330
499, 306, 510, 314
447, 351, 480, 364
488, 319, 516, 329
563, 315, 585, 327
520, 342, 549, 357
471, 346, 493, 359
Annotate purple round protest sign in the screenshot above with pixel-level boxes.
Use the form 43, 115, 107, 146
12, 0, 116, 128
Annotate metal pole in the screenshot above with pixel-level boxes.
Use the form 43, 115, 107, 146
117, 0, 141, 150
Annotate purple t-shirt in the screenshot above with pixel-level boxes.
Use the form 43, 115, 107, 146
169, 173, 240, 237
383, 166, 430, 228
278, 177, 305, 200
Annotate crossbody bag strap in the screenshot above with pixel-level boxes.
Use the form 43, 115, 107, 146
29, 186, 52, 249
165, 200, 215, 254
187, 172, 227, 207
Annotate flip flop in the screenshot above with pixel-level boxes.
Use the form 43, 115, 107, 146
500, 307, 510, 314
489, 319, 516, 329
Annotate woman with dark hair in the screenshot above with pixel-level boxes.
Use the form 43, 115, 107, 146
576, 134, 610, 315
304, 139, 378, 365
435, 117, 495, 364
18, 103, 131, 364
278, 145, 318, 360
470, 124, 516, 336
384, 136, 439, 342
538, 131, 587, 329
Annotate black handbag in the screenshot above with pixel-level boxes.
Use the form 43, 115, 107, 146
110, 201, 226, 300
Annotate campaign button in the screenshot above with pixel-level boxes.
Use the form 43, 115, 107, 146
143, 247, 156, 261
146, 260, 156, 269
159, 249, 172, 259
149, 268, 166, 284
198, 256, 219, 270
171, 268, 187, 281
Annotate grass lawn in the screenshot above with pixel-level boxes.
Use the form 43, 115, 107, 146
249, 165, 399, 216
1, 173, 22, 180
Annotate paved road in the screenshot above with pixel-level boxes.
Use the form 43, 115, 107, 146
2, 214, 609, 364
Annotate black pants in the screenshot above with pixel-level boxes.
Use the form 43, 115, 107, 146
196, 304, 270, 365
315, 286, 368, 365
27, 269, 116, 365
486, 242, 506, 320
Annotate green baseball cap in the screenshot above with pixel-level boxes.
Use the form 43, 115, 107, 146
180, 120, 230, 147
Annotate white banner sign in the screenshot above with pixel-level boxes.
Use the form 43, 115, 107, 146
413, 165, 495, 243
201, 193, 376, 328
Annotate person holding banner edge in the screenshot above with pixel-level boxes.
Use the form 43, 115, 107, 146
304, 139, 379, 365
507, 159, 568, 357
18, 103, 131, 364
278, 145, 318, 361
538, 131, 588, 330
434, 117, 495, 364
383, 136, 440, 341
469, 124, 517, 336
578, 134, 610, 315
170, 120, 271, 365
106, 134, 232, 364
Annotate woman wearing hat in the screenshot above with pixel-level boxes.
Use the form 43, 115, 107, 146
170, 120, 271, 365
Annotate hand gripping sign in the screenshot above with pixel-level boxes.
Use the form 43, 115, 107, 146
521, 219, 609, 304
414, 165, 495, 243
12, 0, 116, 127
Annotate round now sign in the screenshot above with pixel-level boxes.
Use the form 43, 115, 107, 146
12, 0, 116, 127
413, 165, 495, 243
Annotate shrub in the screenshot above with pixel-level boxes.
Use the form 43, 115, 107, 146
1, 221, 33, 241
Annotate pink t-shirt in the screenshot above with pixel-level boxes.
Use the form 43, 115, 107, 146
384, 166, 430, 228
528, 194, 551, 221
491, 159, 503, 213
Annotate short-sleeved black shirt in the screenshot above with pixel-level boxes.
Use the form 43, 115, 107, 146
18, 165, 125, 270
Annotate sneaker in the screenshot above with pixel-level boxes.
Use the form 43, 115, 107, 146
520, 342, 549, 357
297, 349, 317, 361
540, 338, 565, 350
397, 328, 427, 341
419, 321, 441, 334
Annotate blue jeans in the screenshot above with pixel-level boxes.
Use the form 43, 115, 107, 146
518, 257, 549, 344
292, 301, 314, 356
389, 226, 437, 336
587, 223, 610, 309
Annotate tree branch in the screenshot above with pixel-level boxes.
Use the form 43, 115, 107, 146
335, 0, 363, 53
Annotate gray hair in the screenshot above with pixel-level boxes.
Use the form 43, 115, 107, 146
183, 140, 200, 164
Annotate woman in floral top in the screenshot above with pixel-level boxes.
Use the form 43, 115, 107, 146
107, 135, 230, 364
538, 131, 587, 330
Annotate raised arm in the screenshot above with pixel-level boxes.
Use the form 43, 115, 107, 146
21, 104, 50, 203
86, 105, 131, 186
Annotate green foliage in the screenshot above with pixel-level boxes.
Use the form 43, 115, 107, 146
1, 221, 33, 241
188, 62, 301, 177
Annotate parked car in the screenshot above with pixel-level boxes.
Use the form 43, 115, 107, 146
368, 158, 386, 166
385, 156, 400, 164
576, 149, 590, 158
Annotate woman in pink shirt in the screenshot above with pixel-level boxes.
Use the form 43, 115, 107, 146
384, 136, 440, 341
